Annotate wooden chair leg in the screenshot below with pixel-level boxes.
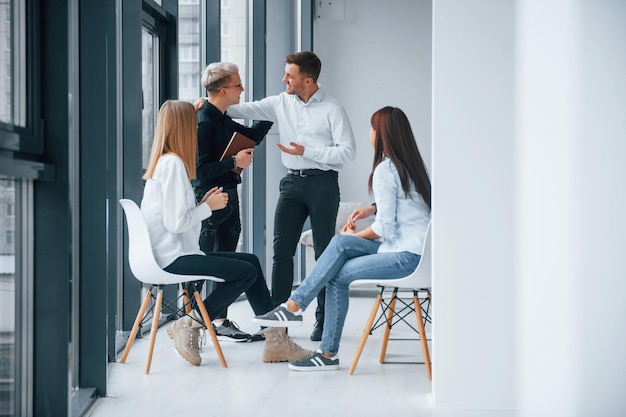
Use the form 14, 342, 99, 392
349, 292, 383, 375
144, 289, 163, 374
379, 288, 399, 363
414, 291, 432, 380
194, 291, 228, 368
120, 288, 153, 364
182, 288, 192, 314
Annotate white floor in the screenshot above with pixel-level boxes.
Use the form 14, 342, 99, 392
84, 292, 516, 417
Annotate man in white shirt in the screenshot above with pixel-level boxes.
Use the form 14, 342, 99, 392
225, 51, 356, 342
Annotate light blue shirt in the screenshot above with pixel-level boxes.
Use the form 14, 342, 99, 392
371, 158, 431, 255
141, 154, 212, 268
227, 88, 356, 171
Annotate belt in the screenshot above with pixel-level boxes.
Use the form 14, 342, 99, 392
287, 169, 335, 177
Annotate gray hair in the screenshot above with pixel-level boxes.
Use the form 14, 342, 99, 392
201, 62, 239, 93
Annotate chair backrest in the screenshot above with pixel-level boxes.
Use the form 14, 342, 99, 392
119, 199, 223, 285
350, 222, 432, 289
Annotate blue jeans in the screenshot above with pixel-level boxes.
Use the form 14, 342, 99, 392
290, 234, 420, 355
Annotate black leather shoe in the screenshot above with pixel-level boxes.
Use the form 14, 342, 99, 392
310, 322, 323, 341
248, 328, 265, 342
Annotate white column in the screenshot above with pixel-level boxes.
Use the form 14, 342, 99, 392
516, 1, 626, 416
432, 0, 516, 408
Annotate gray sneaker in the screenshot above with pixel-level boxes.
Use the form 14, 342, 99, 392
253, 304, 303, 327
214, 319, 251, 342
166, 317, 201, 366
289, 349, 339, 371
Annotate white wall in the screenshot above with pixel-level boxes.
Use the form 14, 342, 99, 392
517, 1, 626, 416
314, 0, 432, 202
431, 0, 516, 409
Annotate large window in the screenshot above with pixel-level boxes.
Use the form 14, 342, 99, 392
141, 27, 160, 169
177, 0, 201, 102
0, 0, 36, 414
0, 0, 42, 154
177, 0, 251, 253
0, 0, 26, 129
0, 179, 16, 417
221, 0, 247, 85
0, 178, 31, 417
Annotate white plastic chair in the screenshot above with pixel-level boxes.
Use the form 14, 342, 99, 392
348, 223, 432, 379
119, 199, 227, 373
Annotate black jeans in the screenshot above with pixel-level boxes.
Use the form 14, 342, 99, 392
164, 252, 273, 320
198, 187, 241, 320
271, 170, 340, 325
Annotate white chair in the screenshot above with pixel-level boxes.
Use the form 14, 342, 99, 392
119, 199, 227, 373
348, 223, 432, 379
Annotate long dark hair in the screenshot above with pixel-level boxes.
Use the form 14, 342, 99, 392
368, 106, 431, 210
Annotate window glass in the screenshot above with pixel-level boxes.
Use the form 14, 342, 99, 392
0, 178, 17, 416
221, 21, 229, 37
177, 0, 201, 102
221, 0, 247, 84
141, 27, 159, 169
0, 0, 26, 128
0, 5, 10, 123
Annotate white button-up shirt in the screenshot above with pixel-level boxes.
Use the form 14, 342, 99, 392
371, 158, 431, 255
227, 88, 356, 171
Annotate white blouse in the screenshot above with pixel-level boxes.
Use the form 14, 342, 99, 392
370, 158, 431, 255
140, 153, 212, 268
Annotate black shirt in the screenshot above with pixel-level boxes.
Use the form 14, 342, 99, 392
195, 101, 273, 195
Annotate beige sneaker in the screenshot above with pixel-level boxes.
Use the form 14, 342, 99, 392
166, 317, 201, 366
262, 327, 312, 363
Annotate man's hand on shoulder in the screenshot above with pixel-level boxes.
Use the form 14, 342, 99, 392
193, 97, 207, 111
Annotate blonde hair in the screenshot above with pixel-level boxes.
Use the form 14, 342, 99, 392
201, 62, 239, 94
143, 100, 197, 180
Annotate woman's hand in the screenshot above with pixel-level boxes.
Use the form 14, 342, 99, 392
199, 186, 219, 205
340, 223, 356, 234
344, 205, 376, 231
200, 187, 228, 211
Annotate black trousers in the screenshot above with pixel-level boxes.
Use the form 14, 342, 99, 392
271, 170, 340, 325
198, 187, 241, 320
198, 187, 241, 253
164, 252, 273, 321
